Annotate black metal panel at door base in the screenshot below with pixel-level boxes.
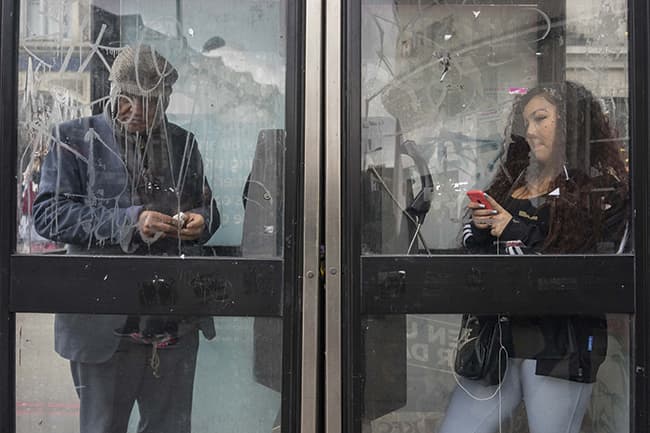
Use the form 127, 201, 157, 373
362, 255, 634, 315
10, 255, 283, 316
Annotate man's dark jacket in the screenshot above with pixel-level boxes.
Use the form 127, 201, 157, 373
33, 114, 219, 363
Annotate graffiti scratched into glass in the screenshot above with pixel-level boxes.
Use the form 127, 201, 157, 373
17, 0, 286, 258
16, 4, 288, 430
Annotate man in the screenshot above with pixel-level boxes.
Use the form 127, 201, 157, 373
33, 44, 218, 433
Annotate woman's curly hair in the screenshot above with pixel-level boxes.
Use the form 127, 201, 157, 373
486, 81, 629, 253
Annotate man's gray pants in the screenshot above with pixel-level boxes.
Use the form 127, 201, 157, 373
70, 331, 199, 433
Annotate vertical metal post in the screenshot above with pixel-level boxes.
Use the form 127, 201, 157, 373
630, 0, 650, 430
301, 0, 323, 433
0, 0, 18, 432
325, 0, 342, 432
537, 0, 566, 83
175, 0, 183, 36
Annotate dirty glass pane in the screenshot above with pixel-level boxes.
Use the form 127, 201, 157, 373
360, 0, 630, 255
17, 0, 286, 258
361, 314, 630, 433
16, 313, 283, 433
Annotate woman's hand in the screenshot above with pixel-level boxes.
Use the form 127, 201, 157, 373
469, 193, 512, 237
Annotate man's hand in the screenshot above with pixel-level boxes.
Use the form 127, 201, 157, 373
138, 210, 206, 242
137, 210, 179, 242
469, 193, 512, 237
173, 212, 205, 240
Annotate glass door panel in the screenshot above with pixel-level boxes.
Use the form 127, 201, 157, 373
15, 313, 283, 433
360, 1, 630, 256
10, 1, 302, 433
17, 0, 287, 256
345, 1, 634, 432
361, 313, 630, 433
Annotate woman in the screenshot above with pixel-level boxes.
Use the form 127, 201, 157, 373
440, 82, 628, 433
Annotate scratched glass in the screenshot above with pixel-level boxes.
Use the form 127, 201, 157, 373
359, 314, 630, 433
17, 0, 286, 258
15, 313, 283, 433
359, 2, 631, 433
360, 1, 630, 256
15, 1, 287, 433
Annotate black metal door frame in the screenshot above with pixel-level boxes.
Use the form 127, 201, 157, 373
0, 1, 307, 432
341, 0, 650, 432
0, 0, 18, 429
630, 0, 650, 428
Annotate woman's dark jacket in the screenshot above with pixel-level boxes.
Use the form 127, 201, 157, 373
462, 182, 626, 383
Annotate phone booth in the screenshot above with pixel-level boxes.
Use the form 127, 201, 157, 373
337, 1, 647, 433
1, 1, 649, 433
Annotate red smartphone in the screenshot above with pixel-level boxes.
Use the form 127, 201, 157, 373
466, 190, 493, 209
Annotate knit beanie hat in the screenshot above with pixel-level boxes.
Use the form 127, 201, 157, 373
109, 45, 178, 99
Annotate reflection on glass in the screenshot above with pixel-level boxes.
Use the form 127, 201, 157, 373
362, 314, 630, 433
16, 314, 283, 433
360, 1, 630, 254
17, 0, 286, 257
15, 1, 287, 432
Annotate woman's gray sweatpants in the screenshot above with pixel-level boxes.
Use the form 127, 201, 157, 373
439, 358, 593, 433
